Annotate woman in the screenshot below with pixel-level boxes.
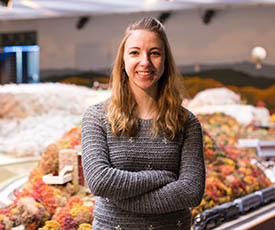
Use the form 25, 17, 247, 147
82, 17, 205, 230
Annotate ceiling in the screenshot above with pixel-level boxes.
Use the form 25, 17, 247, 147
1, 0, 275, 21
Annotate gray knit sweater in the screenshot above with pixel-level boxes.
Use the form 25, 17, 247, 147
81, 102, 205, 230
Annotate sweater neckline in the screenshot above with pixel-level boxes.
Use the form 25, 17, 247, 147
138, 118, 152, 124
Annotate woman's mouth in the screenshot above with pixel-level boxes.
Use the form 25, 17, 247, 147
136, 71, 154, 78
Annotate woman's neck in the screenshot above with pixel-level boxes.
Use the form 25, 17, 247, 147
132, 88, 157, 120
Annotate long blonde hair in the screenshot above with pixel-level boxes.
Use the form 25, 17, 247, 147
107, 17, 186, 139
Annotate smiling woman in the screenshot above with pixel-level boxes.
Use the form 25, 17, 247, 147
123, 29, 165, 102
81, 17, 205, 230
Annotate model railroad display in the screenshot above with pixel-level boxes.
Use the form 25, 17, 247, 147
0, 83, 274, 229
193, 186, 275, 230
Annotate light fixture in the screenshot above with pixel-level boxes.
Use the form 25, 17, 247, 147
0, 0, 12, 7
202, 9, 216, 25
158, 11, 172, 24
145, 0, 158, 4
76, 16, 90, 30
251, 46, 267, 69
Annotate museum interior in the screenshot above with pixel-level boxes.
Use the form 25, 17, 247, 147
0, 0, 275, 229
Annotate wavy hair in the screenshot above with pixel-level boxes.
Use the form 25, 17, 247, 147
107, 17, 186, 139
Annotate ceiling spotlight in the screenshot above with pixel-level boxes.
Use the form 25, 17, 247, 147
158, 11, 172, 24
202, 9, 216, 25
76, 16, 90, 30
0, 0, 12, 7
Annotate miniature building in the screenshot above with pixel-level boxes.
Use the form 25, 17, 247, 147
42, 146, 88, 187
43, 165, 73, 184
58, 147, 87, 187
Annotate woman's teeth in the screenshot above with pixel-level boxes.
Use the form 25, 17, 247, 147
138, 71, 152, 76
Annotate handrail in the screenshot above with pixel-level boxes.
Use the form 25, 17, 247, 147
0, 156, 40, 167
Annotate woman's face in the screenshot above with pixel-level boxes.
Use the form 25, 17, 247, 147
123, 29, 165, 96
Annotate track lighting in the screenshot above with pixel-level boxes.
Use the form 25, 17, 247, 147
0, 0, 12, 7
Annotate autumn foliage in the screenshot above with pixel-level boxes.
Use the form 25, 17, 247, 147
180, 76, 275, 112
58, 75, 275, 112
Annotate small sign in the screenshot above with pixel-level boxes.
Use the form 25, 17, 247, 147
0, 31, 37, 47
238, 138, 259, 148
257, 140, 275, 157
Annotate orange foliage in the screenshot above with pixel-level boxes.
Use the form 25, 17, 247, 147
181, 76, 275, 111
60, 76, 109, 87
180, 76, 223, 98
60, 77, 91, 86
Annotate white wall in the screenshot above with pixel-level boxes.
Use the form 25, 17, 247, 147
0, 6, 274, 73
165, 6, 275, 66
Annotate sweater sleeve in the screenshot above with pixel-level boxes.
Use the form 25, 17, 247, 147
112, 111, 205, 214
81, 104, 177, 200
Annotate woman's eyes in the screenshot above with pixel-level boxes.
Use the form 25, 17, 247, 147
129, 51, 161, 56
151, 51, 161, 56
129, 51, 139, 55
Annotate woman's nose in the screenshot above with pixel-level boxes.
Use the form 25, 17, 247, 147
139, 53, 150, 66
